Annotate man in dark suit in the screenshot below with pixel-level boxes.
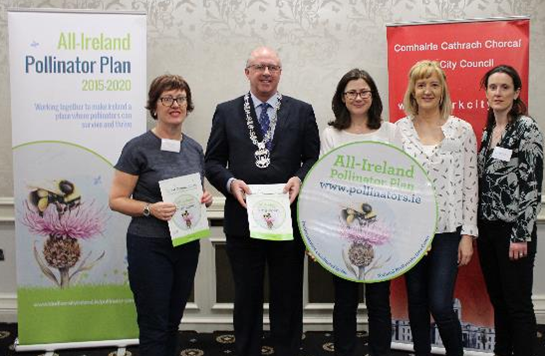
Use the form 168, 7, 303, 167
205, 46, 320, 356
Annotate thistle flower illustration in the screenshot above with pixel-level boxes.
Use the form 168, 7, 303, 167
340, 218, 391, 246
340, 203, 392, 279
22, 198, 106, 288
348, 242, 375, 268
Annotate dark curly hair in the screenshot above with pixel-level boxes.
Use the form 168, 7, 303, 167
146, 74, 194, 119
330, 68, 383, 130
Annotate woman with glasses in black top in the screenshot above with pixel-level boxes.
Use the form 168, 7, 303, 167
110, 75, 213, 356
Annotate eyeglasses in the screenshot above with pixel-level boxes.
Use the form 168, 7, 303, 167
159, 96, 187, 107
246, 64, 282, 73
344, 90, 372, 100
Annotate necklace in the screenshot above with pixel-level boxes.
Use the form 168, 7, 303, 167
244, 92, 282, 169
491, 125, 506, 146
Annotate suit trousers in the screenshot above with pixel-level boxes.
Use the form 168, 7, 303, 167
478, 220, 537, 356
226, 234, 305, 356
127, 234, 199, 356
333, 276, 392, 356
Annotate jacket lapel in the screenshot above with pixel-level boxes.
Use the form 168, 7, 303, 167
271, 95, 290, 149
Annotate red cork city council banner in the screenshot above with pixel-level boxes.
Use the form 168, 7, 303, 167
386, 18, 529, 355
387, 18, 529, 140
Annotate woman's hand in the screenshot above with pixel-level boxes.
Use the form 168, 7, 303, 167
201, 190, 213, 207
458, 234, 474, 266
150, 202, 176, 221
509, 241, 528, 261
305, 250, 317, 262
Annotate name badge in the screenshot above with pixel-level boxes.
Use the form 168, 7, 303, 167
161, 139, 181, 153
492, 147, 512, 162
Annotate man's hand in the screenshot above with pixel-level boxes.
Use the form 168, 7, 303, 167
230, 179, 251, 209
283, 176, 301, 204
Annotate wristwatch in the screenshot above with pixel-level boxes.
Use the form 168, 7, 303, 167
143, 204, 151, 217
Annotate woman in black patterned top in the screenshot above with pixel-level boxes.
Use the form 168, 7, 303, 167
477, 65, 543, 356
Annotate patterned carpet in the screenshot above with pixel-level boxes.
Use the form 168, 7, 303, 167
1, 323, 543, 355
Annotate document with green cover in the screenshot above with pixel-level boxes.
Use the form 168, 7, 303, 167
159, 173, 210, 246
246, 184, 293, 241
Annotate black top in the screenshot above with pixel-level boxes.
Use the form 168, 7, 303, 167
478, 115, 544, 242
115, 130, 205, 238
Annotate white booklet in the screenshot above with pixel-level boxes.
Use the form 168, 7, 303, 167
246, 184, 293, 241
159, 173, 210, 246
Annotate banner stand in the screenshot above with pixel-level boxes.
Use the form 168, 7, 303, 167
14, 338, 138, 354
386, 17, 530, 355
9, 8, 147, 353
391, 342, 492, 356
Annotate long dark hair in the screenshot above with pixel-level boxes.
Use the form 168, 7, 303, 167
330, 68, 383, 130
480, 65, 527, 131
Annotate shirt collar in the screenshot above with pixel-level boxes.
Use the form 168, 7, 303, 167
249, 91, 279, 109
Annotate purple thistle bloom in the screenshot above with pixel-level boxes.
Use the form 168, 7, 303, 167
22, 201, 105, 239
340, 219, 391, 246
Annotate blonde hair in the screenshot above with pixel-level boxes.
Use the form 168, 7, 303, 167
402, 60, 452, 120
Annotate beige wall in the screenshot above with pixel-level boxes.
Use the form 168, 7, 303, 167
1, 0, 545, 324
1, 0, 545, 196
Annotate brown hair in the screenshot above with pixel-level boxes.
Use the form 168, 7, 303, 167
146, 74, 194, 119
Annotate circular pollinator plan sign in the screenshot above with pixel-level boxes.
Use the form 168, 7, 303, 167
297, 141, 437, 283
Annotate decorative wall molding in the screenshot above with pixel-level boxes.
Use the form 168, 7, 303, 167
2, 292, 545, 326
0, 198, 14, 223
1, 196, 544, 222
0, 293, 17, 323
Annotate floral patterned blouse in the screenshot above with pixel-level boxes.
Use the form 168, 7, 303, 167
478, 115, 544, 242
397, 116, 479, 237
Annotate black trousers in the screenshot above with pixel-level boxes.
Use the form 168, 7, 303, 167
127, 234, 199, 356
333, 276, 392, 356
226, 234, 305, 356
478, 220, 537, 356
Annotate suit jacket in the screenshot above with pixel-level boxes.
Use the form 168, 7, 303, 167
205, 93, 320, 236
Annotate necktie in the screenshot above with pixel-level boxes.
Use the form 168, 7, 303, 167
259, 103, 271, 150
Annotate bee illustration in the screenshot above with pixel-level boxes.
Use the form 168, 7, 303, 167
181, 210, 192, 229
263, 212, 274, 229
28, 179, 81, 216
341, 203, 377, 226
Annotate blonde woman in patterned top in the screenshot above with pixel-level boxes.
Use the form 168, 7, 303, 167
477, 65, 543, 356
396, 60, 478, 356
